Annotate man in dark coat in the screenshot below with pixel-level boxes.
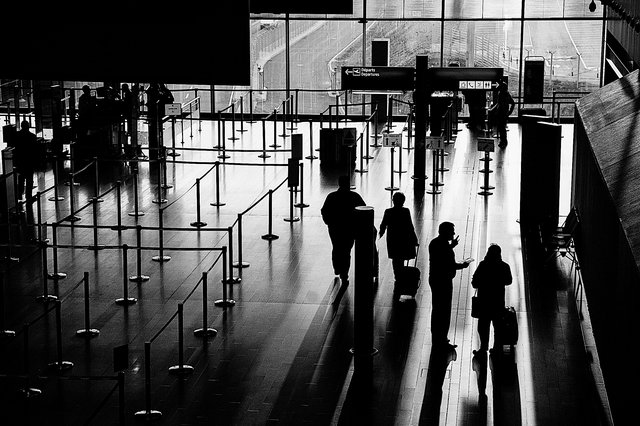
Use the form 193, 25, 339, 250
13, 120, 39, 201
321, 175, 366, 284
428, 221, 471, 349
471, 244, 512, 354
489, 81, 515, 148
379, 191, 418, 283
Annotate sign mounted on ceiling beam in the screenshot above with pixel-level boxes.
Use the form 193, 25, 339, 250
340, 66, 415, 92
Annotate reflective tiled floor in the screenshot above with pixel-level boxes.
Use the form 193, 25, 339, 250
0, 117, 608, 425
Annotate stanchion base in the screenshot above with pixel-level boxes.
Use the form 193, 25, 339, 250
134, 409, 162, 420
168, 364, 195, 375
129, 275, 150, 282
48, 196, 65, 202
384, 186, 399, 191
431, 182, 445, 187
76, 328, 100, 338
86, 245, 105, 251
294, 203, 310, 208
479, 157, 493, 162
152, 255, 172, 262
36, 294, 58, 303
348, 347, 379, 356
258, 154, 271, 159
268, 144, 282, 148
232, 261, 250, 269
217, 154, 230, 159
481, 185, 495, 190
354, 169, 368, 174
128, 212, 146, 217
478, 191, 493, 196
393, 170, 407, 174
2, 256, 20, 262
47, 361, 74, 372
214, 299, 236, 307
479, 169, 494, 174
18, 387, 42, 398
404, 146, 414, 151
194, 327, 218, 338
64, 182, 81, 187
90, 198, 105, 203
190, 221, 208, 228
1, 330, 16, 338
305, 155, 318, 160
152, 199, 168, 204
438, 168, 450, 172
363, 155, 374, 160
223, 277, 241, 284
228, 136, 239, 141
167, 151, 181, 157
115, 297, 138, 305
161, 184, 173, 189
110, 226, 127, 231
411, 175, 428, 180
65, 215, 81, 222
210, 202, 226, 207
279, 134, 290, 139
261, 234, 279, 241
283, 216, 300, 222
47, 272, 67, 280
237, 129, 248, 133
426, 190, 442, 195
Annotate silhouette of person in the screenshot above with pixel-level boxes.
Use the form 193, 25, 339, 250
379, 192, 418, 285
321, 175, 365, 284
428, 221, 471, 348
12, 120, 39, 202
489, 81, 515, 148
145, 83, 162, 159
77, 84, 95, 140
472, 244, 512, 354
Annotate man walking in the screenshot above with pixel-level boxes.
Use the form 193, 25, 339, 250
13, 120, 39, 202
321, 176, 366, 284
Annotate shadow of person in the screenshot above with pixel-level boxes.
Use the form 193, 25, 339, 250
490, 352, 522, 426
418, 345, 457, 424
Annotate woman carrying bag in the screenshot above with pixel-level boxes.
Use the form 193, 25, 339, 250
471, 244, 512, 354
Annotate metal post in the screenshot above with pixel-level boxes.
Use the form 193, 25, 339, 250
238, 96, 246, 133
194, 271, 217, 337
427, 150, 442, 195
152, 209, 171, 262
161, 147, 173, 189
270, 109, 281, 148
210, 162, 225, 207
76, 272, 99, 337
294, 163, 309, 208
305, 120, 317, 160
169, 303, 195, 374
190, 178, 207, 227
479, 150, 495, 196
116, 245, 137, 305
128, 173, 145, 217
229, 103, 238, 141
214, 247, 236, 307
385, 148, 399, 191
134, 342, 162, 420
0, 273, 16, 337
130, 225, 150, 282
248, 90, 255, 123
283, 187, 300, 222
20, 323, 42, 397
225, 227, 241, 284
261, 190, 279, 241
233, 214, 250, 268
92, 158, 103, 202
48, 223, 67, 280
355, 134, 368, 174
259, 119, 270, 159
395, 134, 406, 174
38, 235, 58, 302
111, 181, 126, 231
218, 117, 230, 159
66, 173, 80, 222
47, 300, 74, 371
89, 198, 103, 250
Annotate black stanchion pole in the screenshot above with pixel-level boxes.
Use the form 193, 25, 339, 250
294, 163, 309, 208
76, 272, 99, 337
92, 157, 103, 202
280, 100, 289, 139
152, 158, 167, 204
270, 109, 281, 148
248, 90, 255, 123
152, 209, 171, 262
38, 236, 58, 302
189, 103, 194, 138
215, 247, 236, 308
169, 303, 195, 374
225, 227, 241, 284
89, 198, 103, 250
258, 119, 270, 159
134, 342, 162, 420
385, 148, 399, 191
427, 149, 442, 195
283, 187, 300, 222
232, 214, 250, 269
406, 107, 414, 150
355, 134, 368, 174
261, 190, 279, 241
395, 135, 406, 174
479, 150, 495, 196
35, 192, 47, 243
218, 118, 230, 159
364, 121, 373, 160
49, 158, 64, 203
238, 96, 246, 133
47, 300, 74, 371
111, 181, 126, 231
116, 245, 137, 305
128, 173, 145, 217
190, 178, 207, 227
194, 272, 217, 337
210, 163, 225, 207
66, 173, 81, 222
161, 147, 173, 189
229, 103, 238, 141
130, 225, 150, 282
305, 120, 317, 160
19, 323, 42, 397
0, 273, 16, 338
48, 223, 67, 280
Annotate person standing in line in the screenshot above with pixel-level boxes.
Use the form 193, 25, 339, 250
379, 192, 418, 284
489, 81, 515, 148
13, 120, 39, 202
428, 221, 472, 349
321, 175, 366, 285
471, 244, 512, 355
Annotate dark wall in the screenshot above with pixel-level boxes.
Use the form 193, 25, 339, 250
607, 0, 640, 67
572, 115, 640, 424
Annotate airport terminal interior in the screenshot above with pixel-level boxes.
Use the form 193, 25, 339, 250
2, 1, 639, 425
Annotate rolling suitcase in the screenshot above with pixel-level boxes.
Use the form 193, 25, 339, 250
394, 246, 420, 298
497, 306, 518, 347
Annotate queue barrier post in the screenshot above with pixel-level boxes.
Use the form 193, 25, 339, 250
210, 162, 225, 207
168, 303, 195, 375
237, 96, 246, 133
115, 244, 137, 305
19, 323, 42, 398
128, 173, 145, 217
66, 173, 81, 222
88, 198, 103, 251
261, 190, 279, 241
1, 272, 16, 338
194, 271, 217, 338
229, 103, 238, 141
190, 178, 207, 228
134, 342, 162, 420
48, 157, 64, 202
152, 209, 171, 262
47, 300, 74, 372
214, 246, 236, 308
129, 225, 150, 282
76, 272, 99, 338
258, 119, 270, 159
110, 181, 126, 231
38, 232, 58, 302
270, 109, 281, 148
355, 133, 368, 174
232, 214, 250, 269
294, 163, 309, 208
47, 223, 67, 280
92, 157, 104, 202
152, 156, 168, 204
283, 186, 300, 223
305, 120, 318, 160
384, 148, 399, 191
225, 227, 241, 284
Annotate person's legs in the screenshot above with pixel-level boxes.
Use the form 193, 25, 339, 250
329, 229, 354, 281
24, 169, 34, 201
477, 317, 490, 351
429, 280, 453, 345
391, 258, 404, 282
17, 172, 26, 199
498, 120, 508, 147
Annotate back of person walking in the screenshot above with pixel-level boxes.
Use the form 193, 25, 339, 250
379, 192, 418, 286
471, 244, 512, 354
321, 175, 366, 284
13, 120, 39, 202
489, 81, 515, 148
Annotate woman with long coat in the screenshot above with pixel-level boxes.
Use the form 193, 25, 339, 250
471, 244, 512, 354
379, 192, 418, 283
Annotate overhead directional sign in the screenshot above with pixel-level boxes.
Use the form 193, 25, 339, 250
427, 67, 504, 91
341, 66, 415, 91
382, 133, 402, 148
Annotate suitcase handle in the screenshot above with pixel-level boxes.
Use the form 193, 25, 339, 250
406, 244, 420, 267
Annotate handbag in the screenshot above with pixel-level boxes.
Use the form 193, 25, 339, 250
471, 290, 482, 318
